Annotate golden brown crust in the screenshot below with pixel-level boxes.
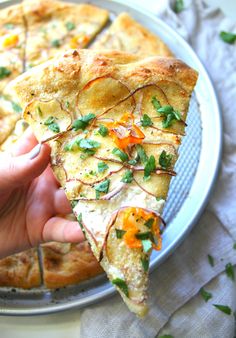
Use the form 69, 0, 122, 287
0, 249, 41, 289
92, 13, 173, 57
0, 112, 19, 145
41, 241, 103, 289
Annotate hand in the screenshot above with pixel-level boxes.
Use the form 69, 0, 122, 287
0, 129, 84, 259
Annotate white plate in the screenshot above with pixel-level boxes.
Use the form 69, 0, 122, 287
0, 0, 222, 315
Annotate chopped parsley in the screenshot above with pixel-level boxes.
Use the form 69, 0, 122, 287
152, 96, 181, 128
144, 218, 154, 229
200, 287, 212, 302
213, 304, 232, 315
136, 144, 148, 164
71, 200, 78, 209
98, 124, 109, 137
141, 257, 149, 272
97, 161, 109, 173
44, 116, 60, 133
94, 179, 110, 199
112, 278, 129, 298
174, 0, 184, 13
144, 155, 156, 180
128, 159, 137, 166
136, 231, 153, 241
64, 137, 100, 153
142, 239, 152, 253
72, 113, 95, 131
0, 66, 11, 79
121, 170, 133, 183
11, 101, 22, 113
51, 39, 61, 48
65, 21, 76, 31
115, 229, 126, 239
79, 138, 100, 150
220, 31, 236, 44
112, 147, 128, 162
207, 254, 215, 267
225, 263, 235, 281
140, 114, 153, 127
159, 150, 173, 169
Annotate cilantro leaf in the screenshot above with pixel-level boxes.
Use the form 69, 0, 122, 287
136, 144, 148, 164
136, 231, 152, 240
79, 138, 100, 150
141, 257, 149, 272
97, 161, 109, 173
142, 239, 152, 253
144, 155, 156, 180
140, 114, 153, 127
72, 113, 95, 131
225, 262, 235, 281
220, 31, 236, 44
144, 218, 154, 229
121, 170, 133, 183
112, 278, 129, 298
174, 0, 184, 13
11, 101, 22, 113
159, 150, 173, 169
98, 124, 109, 137
151, 96, 161, 110
213, 304, 232, 315
44, 116, 60, 133
51, 39, 61, 48
0, 67, 11, 79
152, 97, 181, 128
115, 229, 126, 239
112, 148, 128, 162
94, 179, 110, 199
200, 287, 212, 302
65, 21, 75, 31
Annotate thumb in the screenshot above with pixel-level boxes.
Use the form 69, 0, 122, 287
0, 143, 51, 192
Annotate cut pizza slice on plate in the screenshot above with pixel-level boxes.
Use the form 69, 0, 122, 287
9, 49, 198, 316
22, 0, 109, 69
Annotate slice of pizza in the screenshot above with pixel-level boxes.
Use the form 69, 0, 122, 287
41, 241, 103, 289
92, 13, 173, 57
22, 0, 109, 69
0, 3, 26, 92
0, 248, 41, 289
9, 49, 198, 316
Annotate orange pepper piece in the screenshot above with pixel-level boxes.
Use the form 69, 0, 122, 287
3, 34, 19, 48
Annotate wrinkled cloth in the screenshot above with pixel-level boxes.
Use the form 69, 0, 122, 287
0, 1, 235, 338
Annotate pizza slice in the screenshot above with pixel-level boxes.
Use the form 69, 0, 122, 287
0, 248, 41, 289
0, 3, 26, 92
9, 49, 198, 316
92, 13, 173, 57
22, 0, 109, 69
41, 241, 103, 289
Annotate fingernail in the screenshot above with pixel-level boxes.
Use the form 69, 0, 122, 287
28, 144, 42, 160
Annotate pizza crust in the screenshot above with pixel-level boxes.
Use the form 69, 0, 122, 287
0, 248, 41, 289
92, 13, 173, 57
41, 241, 103, 289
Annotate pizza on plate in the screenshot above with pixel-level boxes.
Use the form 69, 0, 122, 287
9, 49, 198, 315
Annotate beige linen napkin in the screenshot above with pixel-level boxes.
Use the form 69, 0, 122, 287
80, 1, 236, 337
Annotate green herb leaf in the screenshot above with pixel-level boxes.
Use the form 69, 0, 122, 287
136, 231, 152, 240
44, 116, 60, 133
220, 31, 236, 44
159, 150, 173, 169
11, 101, 22, 113
98, 124, 109, 137
115, 229, 126, 239
65, 21, 76, 31
112, 278, 129, 297
71, 200, 78, 209
225, 262, 235, 281
144, 218, 154, 229
94, 179, 110, 199
141, 257, 149, 272
65, 101, 70, 109
142, 239, 152, 253
128, 159, 137, 165
97, 161, 109, 173
51, 39, 61, 48
112, 147, 128, 162
208, 254, 215, 267
144, 155, 156, 180
4, 23, 14, 30
174, 0, 184, 13
121, 170, 133, 183
72, 113, 95, 131
77, 213, 83, 226
64, 137, 81, 151
140, 114, 153, 127
79, 138, 100, 150
151, 96, 161, 110
136, 144, 148, 164
158, 335, 174, 338
0, 66, 11, 79
200, 287, 212, 302
213, 304, 232, 315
